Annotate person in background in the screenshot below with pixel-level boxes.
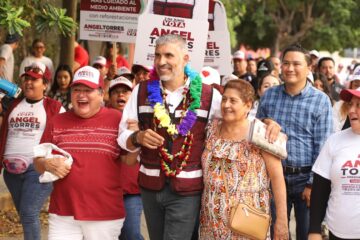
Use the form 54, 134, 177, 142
108, 77, 144, 240
332, 65, 360, 132
232, 50, 257, 90
309, 50, 320, 73
268, 56, 281, 79
199, 79, 288, 239
48, 64, 73, 110
0, 33, 20, 82
318, 57, 344, 101
92, 56, 111, 103
313, 72, 333, 105
105, 42, 129, 81
73, 41, 89, 72
0, 61, 64, 240
257, 44, 333, 239
19, 39, 54, 78
132, 64, 151, 85
309, 86, 360, 240
34, 66, 126, 240
247, 58, 257, 76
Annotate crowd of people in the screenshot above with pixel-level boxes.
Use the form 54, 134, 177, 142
0, 30, 360, 240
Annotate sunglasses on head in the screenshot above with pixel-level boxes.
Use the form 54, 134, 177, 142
24, 66, 44, 74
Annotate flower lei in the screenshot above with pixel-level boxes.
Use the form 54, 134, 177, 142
147, 64, 202, 136
147, 64, 202, 177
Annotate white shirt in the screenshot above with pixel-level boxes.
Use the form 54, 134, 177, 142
19, 55, 54, 77
0, 44, 14, 82
118, 80, 222, 152
312, 128, 360, 238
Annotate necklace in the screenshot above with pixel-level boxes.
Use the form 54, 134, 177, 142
147, 64, 202, 177
147, 64, 202, 137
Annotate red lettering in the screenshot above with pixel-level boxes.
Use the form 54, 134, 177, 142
207, 42, 219, 49
354, 160, 360, 168
150, 28, 160, 36
15, 117, 22, 122
10, 118, 15, 123
342, 160, 353, 168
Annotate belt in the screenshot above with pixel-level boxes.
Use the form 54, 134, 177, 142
283, 166, 312, 174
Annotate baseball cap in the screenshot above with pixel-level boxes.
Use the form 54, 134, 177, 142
309, 50, 320, 58
71, 66, 104, 89
117, 66, 135, 78
257, 60, 274, 76
200, 66, 220, 85
92, 56, 107, 67
232, 50, 245, 60
221, 74, 238, 86
340, 87, 360, 102
347, 66, 360, 82
5, 33, 20, 44
109, 76, 133, 92
131, 64, 151, 74
22, 62, 51, 81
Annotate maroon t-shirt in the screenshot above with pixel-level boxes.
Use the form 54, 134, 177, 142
41, 108, 124, 220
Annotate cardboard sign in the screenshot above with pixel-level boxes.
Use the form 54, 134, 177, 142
134, 0, 209, 71
205, 31, 232, 76
79, 0, 144, 43
204, 0, 232, 76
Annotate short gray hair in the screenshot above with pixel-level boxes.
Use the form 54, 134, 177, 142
155, 34, 188, 54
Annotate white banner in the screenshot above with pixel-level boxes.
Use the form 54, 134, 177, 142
79, 0, 145, 43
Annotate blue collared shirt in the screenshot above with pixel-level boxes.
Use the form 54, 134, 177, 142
257, 82, 333, 171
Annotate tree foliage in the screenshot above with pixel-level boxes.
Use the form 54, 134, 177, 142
225, 0, 360, 55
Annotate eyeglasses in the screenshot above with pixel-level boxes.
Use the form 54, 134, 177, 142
24, 66, 44, 74
93, 64, 104, 69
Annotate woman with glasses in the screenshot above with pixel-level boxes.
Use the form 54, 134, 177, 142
19, 39, 54, 78
0, 61, 64, 240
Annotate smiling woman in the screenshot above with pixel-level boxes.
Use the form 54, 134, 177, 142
199, 79, 288, 240
309, 87, 360, 240
0, 61, 64, 240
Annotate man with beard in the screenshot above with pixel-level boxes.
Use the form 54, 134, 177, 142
118, 34, 223, 239
318, 57, 344, 101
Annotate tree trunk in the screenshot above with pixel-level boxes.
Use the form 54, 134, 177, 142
60, 0, 77, 69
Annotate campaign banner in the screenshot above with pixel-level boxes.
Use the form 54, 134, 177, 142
204, 31, 232, 76
79, 0, 145, 43
134, 0, 209, 71
134, 14, 208, 71
204, 0, 232, 76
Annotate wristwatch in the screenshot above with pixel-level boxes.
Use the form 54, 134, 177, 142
130, 130, 141, 148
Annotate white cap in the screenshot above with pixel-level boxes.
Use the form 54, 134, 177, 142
232, 50, 245, 60
348, 66, 360, 82
221, 74, 238, 86
117, 66, 133, 76
309, 50, 320, 58
92, 56, 107, 67
71, 66, 103, 89
200, 66, 220, 85
109, 76, 133, 91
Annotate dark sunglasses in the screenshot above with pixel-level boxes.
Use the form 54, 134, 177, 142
24, 66, 44, 74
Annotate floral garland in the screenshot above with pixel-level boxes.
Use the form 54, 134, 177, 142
147, 64, 202, 136
147, 64, 202, 177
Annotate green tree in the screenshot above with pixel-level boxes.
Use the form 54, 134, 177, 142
228, 0, 360, 55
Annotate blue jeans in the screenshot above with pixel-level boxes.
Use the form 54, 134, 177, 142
140, 184, 201, 240
119, 194, 144, 240
3, 164, 52, 240
285, 172, 310, 240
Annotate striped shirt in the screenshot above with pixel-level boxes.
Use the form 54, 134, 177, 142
256, 82, 333, 171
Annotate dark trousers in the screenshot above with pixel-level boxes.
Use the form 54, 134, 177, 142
140, 184, 201, 240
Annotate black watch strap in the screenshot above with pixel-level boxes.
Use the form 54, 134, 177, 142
130, 131, 141, 148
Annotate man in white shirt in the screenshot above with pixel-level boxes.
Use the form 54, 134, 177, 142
118, 34, 222, 239
0, 33, 20, 82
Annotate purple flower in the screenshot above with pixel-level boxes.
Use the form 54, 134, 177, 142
177, 110, 197, 136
